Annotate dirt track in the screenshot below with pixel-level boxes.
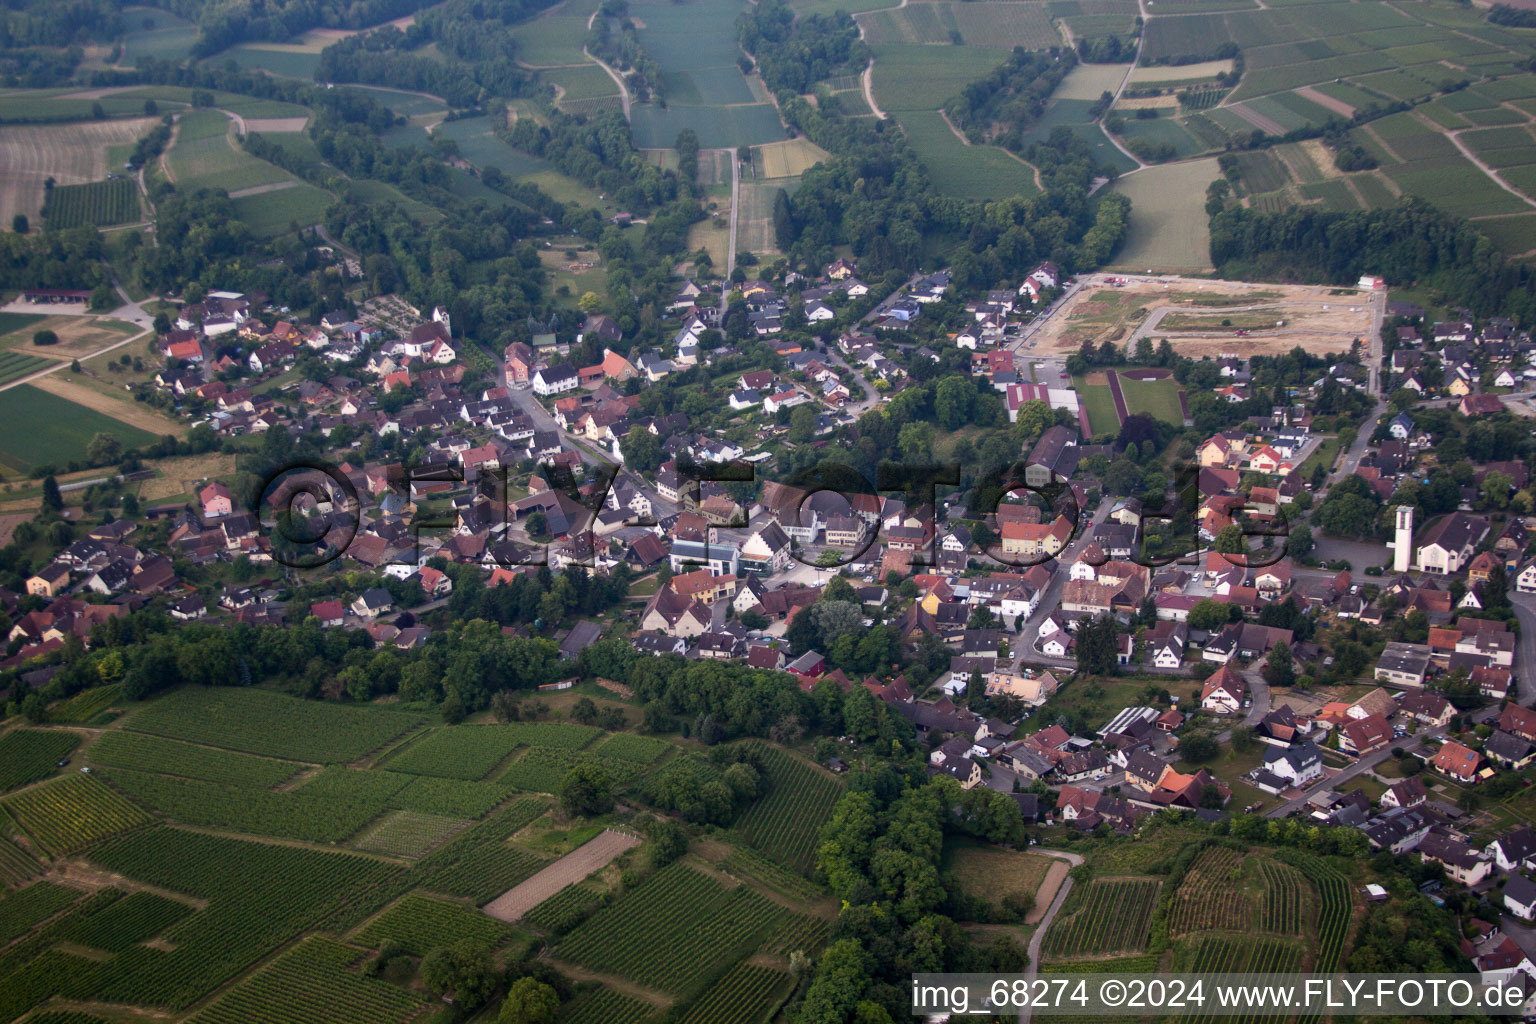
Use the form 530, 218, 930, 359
482, 829, 639, 922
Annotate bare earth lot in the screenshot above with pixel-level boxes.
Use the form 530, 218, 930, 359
0, 118, 158, 228
482, 829, 640, 922
1030, 274, 1375, 359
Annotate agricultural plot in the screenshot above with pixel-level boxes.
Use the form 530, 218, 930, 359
560, 989, 657, 1024
0, 351, 53, 387
0, 882, 84, 944
0, 836, 43, 888
510, 0, 598, 67
898, 109, 1040, 201
43, 178, 140, 229
216, 44, 323, 80
557, 862, 787, 993
859, 2, 1058, 48
0, 729, 80, 792
83, 827, 400, 1009
677, 962, 787, 1024
523, 884, 606, 935
167, 110, 292, 193
385, 725, 530, 780
947, 844, 1052, 915
730, 745, 841, 876
59, 890, 193, 952
594, 732, 672, 764
1274, 849, 1351, 971
48, 684, 123, 724
0, 117, 158, 232
4, 775, 151, 856
388, 775, 510, 819
355, 892, 510, 954
351, 810, 469, 858
1169, 847, 1254, 936
103, 769, 392, 844
420, 799, 554, 905
88, 731, 301, 787
1257, 858, 1309, 934
630, 103, 786, 151
122, 687, 423, 763
231, 183, 334, 237
1041, 878, 1160, 959
499, 747, 646, 793
754, 138, 831, 179
189, 936, 428, 1024
1108, 158, 1220, 272
736, 181, 786, 254
119, 6, 199, 62
870, 43, 1013, 112
434, 115, 549, 178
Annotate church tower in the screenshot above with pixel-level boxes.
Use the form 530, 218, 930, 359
1393, 505, 1414, 573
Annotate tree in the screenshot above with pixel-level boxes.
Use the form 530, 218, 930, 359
1187, 598, 1229, 632
498, 978, 559, 1024
571, 696, 598, 724
622, 425, 661, 474
1181, 733, 1219, 762
1212, 523, 1245, 555
788, 404, 817, 443
32, 330, 57, 346
490, 690, 522, 722
1075, 615, 1119, 675
1263, 641, 1295, 687
526, 511, 549, 539
420, 941, 498, 1009
1103, 459, 1144, 495
86, 433, 122, 466
559, 762, 613, 816
1484, 563, 1512, 614
10, 214, 26, 234
578, 291, 603, 314
934, 376, 974, 430
649, 819, 688, 867
1286, 524, 1314, 559
41, 474, 62, 513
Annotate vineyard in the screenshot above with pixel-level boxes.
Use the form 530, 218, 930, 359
59, 890, 192, 952
1275, 849, 1352, 971
0, 350, 53, 387
3, 774, 151, 855
560, 988, 657, 1024
48, 683, 122, 724
355, 892, 509, 955
413, 798, 554, 905
1176, 934, 1305, 1024
384, 725, 533, 780
104, 769, 392, 844
0, 881, 83, 944
718, 844, 826, 903
557, 863, 787, 994
388, 775, 509, 818
500, 747, 646, 794
352, 810, 469, 858
594, 732, 672, 764
1257, 858, 1309, 934
43, 179, 140, 229
1169, 847, 1254, 935
523, 883, 605, 935
0, 834, 43, 888
676, 962, 786, 1024
89, 731, 301, 787
730, 744, 841, 876
81, 827, 399, 1009
123, 687, 423, 762
758, 912, 831, 956
1042, 878, 1162, 959
189, 936, 428, 1024
0, 728, 80, 792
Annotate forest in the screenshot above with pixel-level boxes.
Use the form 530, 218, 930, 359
738, 0, 867, 95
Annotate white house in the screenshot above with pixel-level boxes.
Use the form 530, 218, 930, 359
1505, 874, 1536, 922
1200, 665, 1245, 715
532, 364, 578, 396
1262, 741, 1324, 787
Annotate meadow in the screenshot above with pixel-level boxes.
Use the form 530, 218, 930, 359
230, 183, 336, 237
898, 109, 1041, 201
167, 110, 294, 193
118, 6, 199, 62
0, 385, 159, 473
1108, 158, 1220, 272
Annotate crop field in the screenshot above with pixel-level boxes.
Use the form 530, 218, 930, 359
737, 181, 786, 254
83, 827, 399, 1009
1041, 878, 1161, 958
119, 6, 199, 62
216, 44, 323, 80
61, 890, 193, 952
0, 835, 43, 888
385, 725, 531, 779
0, 351, 53, 386
561, 988, 658, 1024
510, 0, 598, 67
754, 138, 831, 179
168, 110, 292, 193
231, 182, 334, 237
0, 729, 80, 792
1108, 158, 1220, 272
730, 745, 841, 876
898, 109, 1041, 201
3, 774, 152, 855
434, 115, 550, 178
0, 882, 84, 944
0, 117, 158, 230
43, 178, 140, 229
88, 731, 301, 787
858, 2, 1059, 48
418, 800, 553, 904
351, 810, 469, 857
388, 775, 510, 818
631, 103, 786, 151
500, 747, 646, 794
1169, 847, 1254, 935
1257, 858, 1309, 934
355, 892, 510, 954
189, 936, 427, 1024
48, 684, 123, 724
523, 883, 605, 934
1274, 849, 1351, 970
122, 687, 424, 763
676, 962, 787, 1024
870, 43, 1013, 112
593, 732, 672, 764
557, 862, 787, 993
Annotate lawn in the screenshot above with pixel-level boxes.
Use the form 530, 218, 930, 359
945, 840, 1053, 916
1071, 377, 1122, 436
1117, 373, 1185, 424
0, 384, 158, 473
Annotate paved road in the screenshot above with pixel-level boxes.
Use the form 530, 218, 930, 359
726, 150, 741, 281
1013, 496, 1115, 670
1020, 848, 1086, 1024
1266, 728, 1440, 818
1509, 593, 1536, 704
821, 348, 878, 417
1008, 280, 1086, 354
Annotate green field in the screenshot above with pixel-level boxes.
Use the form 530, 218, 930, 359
214, 44, 323, 80
898, 109, 1041, 201
122, 687, 424, 763
189, 935, 428, 1024
434, 115, 550, 177
859, 2, 1060, 48
510, 0, 599, 67
230, 183, 335, 236
1118, 373, 1187, 423
1108, 158, 1221, 271
870, 43, 1013, 112
168, 110, 292, 193
119, 7, 198, 62
730, 745, 841, 876
1071, 377, 1122, 435
0, 385, 159, 472
44, 179, 141, 229
89, 731, 301, 787
0, 351, 55, 387
3, 775, 153, 856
